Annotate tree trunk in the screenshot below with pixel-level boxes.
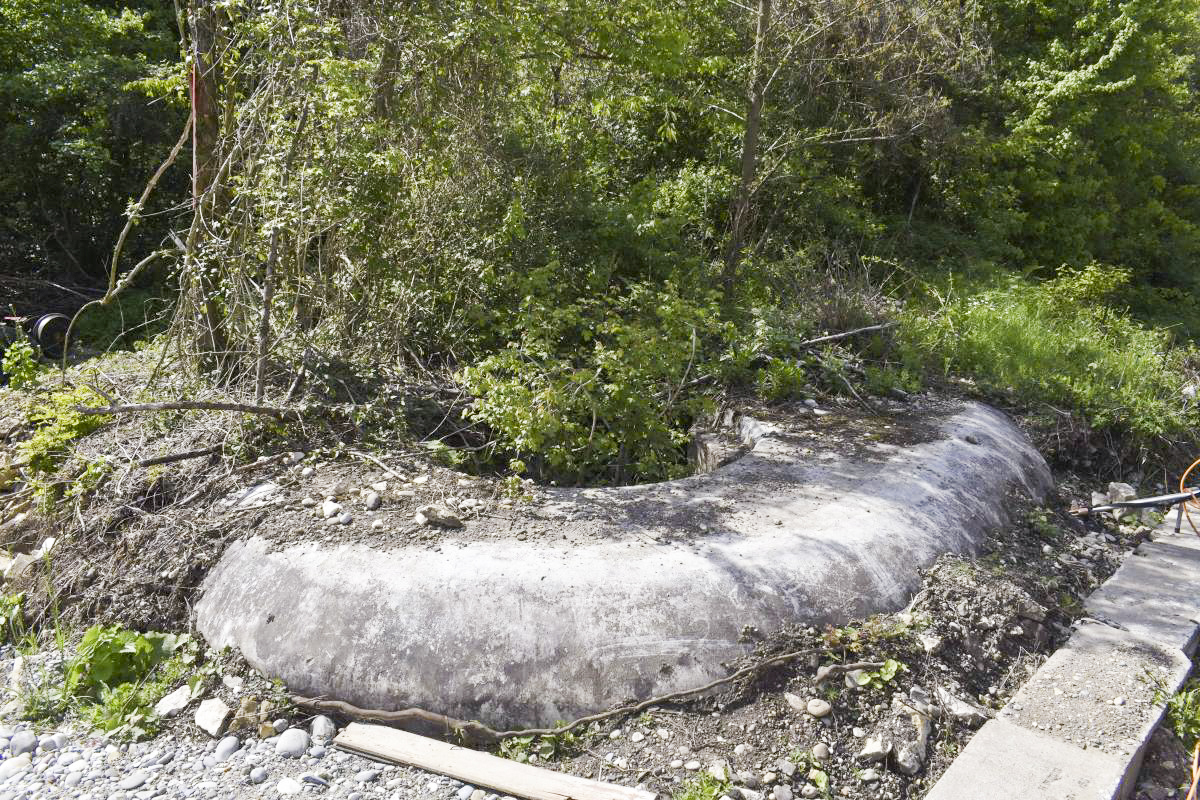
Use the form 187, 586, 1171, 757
721, 0, 772, 309
189, 0, 229, 372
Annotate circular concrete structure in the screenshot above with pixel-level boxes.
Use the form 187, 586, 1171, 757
196, 402, 1051, 728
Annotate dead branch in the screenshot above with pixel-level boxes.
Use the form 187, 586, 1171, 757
798, 322, 895, 349
300, 645, 822, 747
73, 401, 301, 421
138, 445, 224, 468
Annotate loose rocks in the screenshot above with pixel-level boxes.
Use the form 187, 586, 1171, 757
275, 727, 309, 758
194, 698, 232, 737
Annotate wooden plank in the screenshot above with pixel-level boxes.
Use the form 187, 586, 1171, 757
334, 723, 654, 800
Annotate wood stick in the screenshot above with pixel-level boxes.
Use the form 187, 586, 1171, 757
798, 321, 895, 348
138, 445, 223, 468
73, 401, 300, 421
335, 724, 654, 800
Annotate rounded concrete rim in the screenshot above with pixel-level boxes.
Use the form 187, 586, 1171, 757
196, 401, 1052, 728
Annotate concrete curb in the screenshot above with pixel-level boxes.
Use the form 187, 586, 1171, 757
925, 516, 1200, 800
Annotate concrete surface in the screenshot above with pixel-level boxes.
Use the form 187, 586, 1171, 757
196, 402, 1051, 728
926, 515, 1200, 800
924, 718, 1130, 800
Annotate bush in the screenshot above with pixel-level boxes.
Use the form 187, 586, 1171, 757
902, 265, 1198, 444
461, 283, 728, 485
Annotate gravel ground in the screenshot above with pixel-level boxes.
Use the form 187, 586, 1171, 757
0, 705, 517, 800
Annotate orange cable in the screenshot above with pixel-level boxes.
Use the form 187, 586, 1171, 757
1186, 739, 1200, 800
1180, 457, 1200, 535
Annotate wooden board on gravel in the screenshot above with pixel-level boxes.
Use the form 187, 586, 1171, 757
335, 723, 655, 800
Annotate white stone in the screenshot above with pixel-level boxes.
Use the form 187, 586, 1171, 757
364, 492, 382, 511
275, 728, 309, 758
194, 698, 232, 737
806, 698, 831, 717
277, 777, 302, 795
784, 693, 806, 713
0, 754, 30, 781
321, 500, 342, 519
310, 716, 336, 742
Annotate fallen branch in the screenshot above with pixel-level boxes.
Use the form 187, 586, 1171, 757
73, 400, 301, 421
348, 450, 408, 481
138, 445, 224, 468
297, 644, 822, 747
798, 322, 895, 349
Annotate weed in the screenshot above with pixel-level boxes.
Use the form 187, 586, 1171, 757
1, 338, 39, 389
22, 624, 196, 740
498, 728, 581, 763
1157, 678, 1200, 747
0, 594, 24, 645
672, 774, 726, 800
902, 265, 1199, 448
20, 386, 110, 477
1028, 510, 1060, 540
757, 360, 809, 403
846, 658, 907, 690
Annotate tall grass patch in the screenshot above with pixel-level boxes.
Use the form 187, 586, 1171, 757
903, 265, 1198, 445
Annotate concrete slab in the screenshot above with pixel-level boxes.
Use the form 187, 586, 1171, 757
196, 402, 1052, 727
927, 521, 1200, 800
1084, 540, 1200, 654
924, 718, 1127, 800
999, 621, 1188, 766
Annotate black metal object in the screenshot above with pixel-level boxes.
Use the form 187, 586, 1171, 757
33, 313, 69, 358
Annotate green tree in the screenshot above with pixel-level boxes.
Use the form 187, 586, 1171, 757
0, 0, 186, 279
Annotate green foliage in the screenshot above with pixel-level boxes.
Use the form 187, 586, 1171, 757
1, 338, 39, 389
25, 624, 194, 739
847, 658, 907, 690
672, 774, 727, 800
757, 360, 809, 403
0, 0, 185, 276
901, 265, 1198, 446
0, 594, 25, 645
461, 283, 728, 485
19, 386, 110, 477
1158, 678, 1200, 748
498, 729, 581, 763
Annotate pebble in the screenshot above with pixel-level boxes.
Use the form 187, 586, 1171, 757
277, 777, 302, 795
811, 743, 830, 761
8, 731, 36, 757
630, 732, 645, 743
859, 768, 880, 782
364, 492, 382, 510
684, 760, 701, 771
311, 715, 337, 742
337, 511, 354, 525
213, 735, 240, 762
249, 767, 268, 784
806, 698, 832, 717
355, 768, 380, 783
118, 771, 148, 790
457, 785, 476, 800
275, 728, 309, 758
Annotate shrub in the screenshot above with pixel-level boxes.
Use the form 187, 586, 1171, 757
25, 624, 194, 740
461, 283, 728, 485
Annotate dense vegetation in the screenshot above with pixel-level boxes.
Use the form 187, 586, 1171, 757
4, 0, 1199, 484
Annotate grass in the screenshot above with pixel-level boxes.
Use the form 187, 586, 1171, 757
901, 265, 1198, 448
